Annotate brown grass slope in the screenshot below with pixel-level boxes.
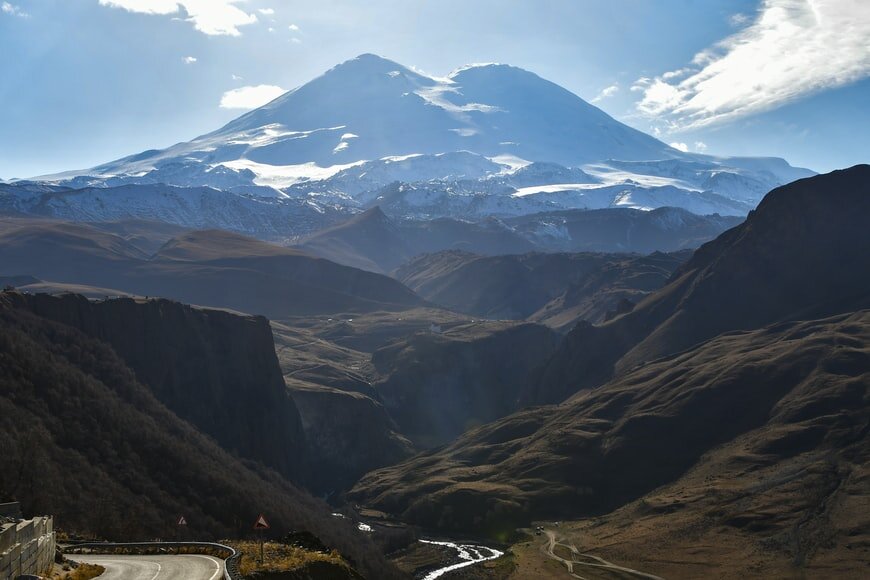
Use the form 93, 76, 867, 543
396, 250, 687, 327
298, 207, 535, 274
349, 310, 869, 557
528, 164, 870, 404
0, 221, 424, 317
0, 293, 404, 580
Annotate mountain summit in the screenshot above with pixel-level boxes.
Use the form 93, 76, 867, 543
20, 54, 813, 230
79, 53, 677, 180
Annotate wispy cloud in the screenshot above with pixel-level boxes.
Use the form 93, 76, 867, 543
182, 55, 197, 64
669, 142, 689, 152
729, 12, 750, 27
634, 0, 870, 130
220, 84, 286, 109
1, 2, 29, 18
258, 8, 274, 16
288, 23, 300, 31
591, 83, 619, 103
98, 0, 258, 36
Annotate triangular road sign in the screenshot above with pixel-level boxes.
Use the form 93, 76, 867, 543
177, 516, 187, 526
253, 513, 270, 529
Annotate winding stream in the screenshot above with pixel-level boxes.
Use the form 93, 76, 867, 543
418, 539, 504, 579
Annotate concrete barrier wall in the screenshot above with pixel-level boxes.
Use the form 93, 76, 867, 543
0, 516, 55, 579
0, 504, 22, 520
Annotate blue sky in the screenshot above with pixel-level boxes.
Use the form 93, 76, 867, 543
1, 0, 867, 178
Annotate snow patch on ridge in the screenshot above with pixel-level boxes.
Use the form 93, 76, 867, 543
220, 159, 365, 188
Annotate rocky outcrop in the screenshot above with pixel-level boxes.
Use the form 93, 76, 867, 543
373, 322, 559, 448
288, 384, 414, 492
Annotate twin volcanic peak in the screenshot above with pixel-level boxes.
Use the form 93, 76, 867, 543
8, 54, 813, 233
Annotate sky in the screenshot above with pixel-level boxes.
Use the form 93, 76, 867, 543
0, 0, 868, 178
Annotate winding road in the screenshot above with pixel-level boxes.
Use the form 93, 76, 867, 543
541, 530, 663, 579
73, 553, 225, 580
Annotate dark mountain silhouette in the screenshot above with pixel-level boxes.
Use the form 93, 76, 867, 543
528, 165, 870, 403
8, 292, 306, 479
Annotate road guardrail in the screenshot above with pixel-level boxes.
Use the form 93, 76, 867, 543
63, 541, 243, 579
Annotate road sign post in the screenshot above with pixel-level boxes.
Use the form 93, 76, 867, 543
253, 514, 270, 564
177, 515, 188, 541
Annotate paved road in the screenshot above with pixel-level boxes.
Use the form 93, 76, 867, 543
73, 553, 225, 580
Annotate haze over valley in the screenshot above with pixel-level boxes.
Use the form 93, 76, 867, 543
0, 2, 868, 579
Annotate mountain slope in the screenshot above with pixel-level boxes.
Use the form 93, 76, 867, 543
0, 219, 425, 317
8, 292, 307, 479
350, 310, 870, 554
395, 250, 688, 325
503, 206, 744, 253
298, 207, 536, 273
371, 322, 559, 448
297, 207, 411, 272
529, 165, 870, 403
87, 54, 676, 180
348, 165, 870, 577
0, 291, 403, 579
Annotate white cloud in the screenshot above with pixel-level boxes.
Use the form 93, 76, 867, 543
591, 83, 619, 103
2, 2, 29, 17
635, 0, 870, 130
220, 84, 286, 109
232, 74, 243, 80
669, 142, 689, 152
258, 8, 274, 15
182, 55, 197, 64
729, 12, 750, 27
694, 141, 708, 152
290, 37, 302, 44
288, 23, 300, 31
98, 0, 258, 36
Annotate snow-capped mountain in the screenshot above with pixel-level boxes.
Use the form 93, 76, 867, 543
21, 54, 813, 228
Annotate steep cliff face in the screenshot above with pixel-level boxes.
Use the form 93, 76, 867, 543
6, 292, 306, 478
372, 322, 560, 448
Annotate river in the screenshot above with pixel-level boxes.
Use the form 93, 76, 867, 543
418, 539, 504, 579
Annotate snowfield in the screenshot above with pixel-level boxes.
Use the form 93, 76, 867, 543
16, 54, 813, 229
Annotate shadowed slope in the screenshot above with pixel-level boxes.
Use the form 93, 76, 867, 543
350, 311, 869, 544
529, 165, 870, 404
